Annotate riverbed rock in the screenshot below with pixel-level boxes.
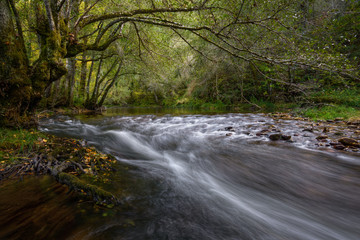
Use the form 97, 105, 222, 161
338, 138, 360, 148
347, 120, 360, 125
269, 134, 281, 140
269, 134, 291, 141
281, 135, 291, 140
316, 135, 328, 140
332, 144, 346, 150
256, 129, 269, 136
224, 126, 235, 132
303, 128, 314, 133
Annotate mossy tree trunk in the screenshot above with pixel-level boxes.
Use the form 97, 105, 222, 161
0, 0, 32, 126
0, 0, 67, 127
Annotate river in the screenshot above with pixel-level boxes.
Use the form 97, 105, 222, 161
1, 108, 360, 239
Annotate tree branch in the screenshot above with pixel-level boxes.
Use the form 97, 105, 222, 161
80, 5, 212, 28
44, 0, 56, 31
74, 0, 101, 30
172, 28, 216, 62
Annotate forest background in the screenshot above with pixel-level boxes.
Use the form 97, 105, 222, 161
0, 0, 359, 127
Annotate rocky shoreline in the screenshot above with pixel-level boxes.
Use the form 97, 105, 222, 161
272, 113, 360, 152
223, 113, 360, 153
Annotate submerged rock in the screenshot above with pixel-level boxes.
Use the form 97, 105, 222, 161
338, 138, 360, 147
316, 135, 328, 140
269, 134, 282, 141
269, 134, 291, 141
332, 144, 346, 150
256, 129, 269, 136
224, 127, 235, 132
281, 135, 291, 141
303, 128, 314, 133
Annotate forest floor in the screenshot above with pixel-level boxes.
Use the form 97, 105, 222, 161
0, 128, 124, 208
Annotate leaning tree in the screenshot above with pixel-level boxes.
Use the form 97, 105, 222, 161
0, 0, 214, 127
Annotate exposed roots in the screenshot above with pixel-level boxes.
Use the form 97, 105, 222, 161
0, 136, 120, 206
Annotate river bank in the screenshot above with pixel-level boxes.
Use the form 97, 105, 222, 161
0, 128, 124, 207
2, 108, 360, 203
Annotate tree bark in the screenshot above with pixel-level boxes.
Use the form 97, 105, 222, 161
79, 47, 88, 100
66, 58, 76, 106
0, 0, 32, 127
0, 0, 67, 127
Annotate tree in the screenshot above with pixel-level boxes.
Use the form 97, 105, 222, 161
1, 0, 359, 127
0, 0, 211, 126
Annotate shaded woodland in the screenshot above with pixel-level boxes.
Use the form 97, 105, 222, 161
0, 0, 359, 127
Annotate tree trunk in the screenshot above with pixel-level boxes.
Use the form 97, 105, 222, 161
0, 0, 67, 127
66, 58, 76, 106
0, 0, 32, 127
51, 78, 61, 108
79, 0, 88, 100
79, 49, 87, 100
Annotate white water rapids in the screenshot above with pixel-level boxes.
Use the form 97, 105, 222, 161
40, 112, 360, 240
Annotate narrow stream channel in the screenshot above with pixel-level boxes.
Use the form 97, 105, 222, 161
2, 109, 360, 239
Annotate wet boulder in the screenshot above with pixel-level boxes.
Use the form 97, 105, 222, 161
331, 143, 346, 150
269, 134, 291, 141
316, 135, 328, 140
281, 135, 291, 141
338, 138, 360, 148
269, 134, 281, 140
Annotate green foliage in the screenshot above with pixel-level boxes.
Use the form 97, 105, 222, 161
0, 128, 44, 162
0, 128, 43, 153
6, 0, 360, 114
301, 105, 360, 120
310, 88, 360, 108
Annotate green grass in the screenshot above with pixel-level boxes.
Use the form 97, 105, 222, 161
310, 88, 360, 108
0, 128, 45, 163
299, 105, 360, 120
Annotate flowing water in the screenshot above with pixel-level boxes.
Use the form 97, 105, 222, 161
2, 108, 360, 239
